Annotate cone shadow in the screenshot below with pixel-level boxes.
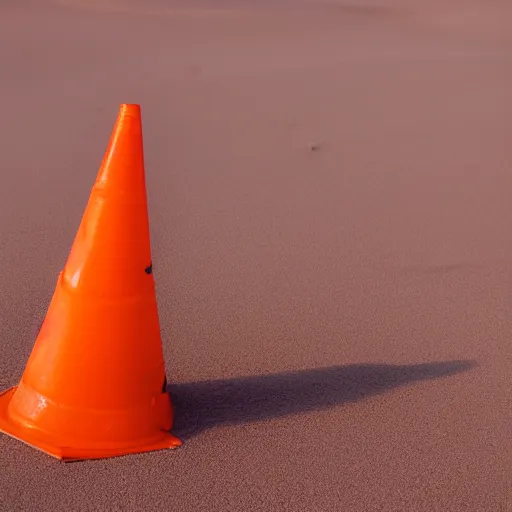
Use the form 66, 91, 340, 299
169, 360, 476, 439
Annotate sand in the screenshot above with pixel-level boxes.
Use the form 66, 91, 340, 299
0, 1, 511, 510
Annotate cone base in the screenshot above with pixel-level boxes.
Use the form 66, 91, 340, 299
0, 387, 182, 462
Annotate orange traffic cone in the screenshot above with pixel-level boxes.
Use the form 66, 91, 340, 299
0, 104, 181, 461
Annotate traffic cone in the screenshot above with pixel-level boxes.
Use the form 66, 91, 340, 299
0, 104, 182, 461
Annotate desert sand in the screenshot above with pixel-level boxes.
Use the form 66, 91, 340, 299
0, 1, 511, 510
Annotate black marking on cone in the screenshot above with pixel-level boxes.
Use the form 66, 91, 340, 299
145, 263, 153, 275
162, 376, 168, 393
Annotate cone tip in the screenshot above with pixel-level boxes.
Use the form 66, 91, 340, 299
119, 104, 141, 118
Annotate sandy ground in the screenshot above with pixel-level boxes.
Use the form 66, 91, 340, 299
0, 0, 511, 510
